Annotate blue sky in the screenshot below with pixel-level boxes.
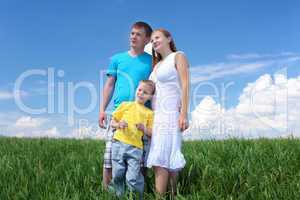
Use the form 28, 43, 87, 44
0, 0, 299, 138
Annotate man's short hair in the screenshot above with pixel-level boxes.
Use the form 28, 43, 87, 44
132, 21, 153, 37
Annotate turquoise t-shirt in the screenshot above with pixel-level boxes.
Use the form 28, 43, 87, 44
106, 51, 152, 110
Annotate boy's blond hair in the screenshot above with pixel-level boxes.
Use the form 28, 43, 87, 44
140, 80, 155, 95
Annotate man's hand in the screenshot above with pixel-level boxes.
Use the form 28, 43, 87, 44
98, 75, 116, 129
98, 111, 107, 128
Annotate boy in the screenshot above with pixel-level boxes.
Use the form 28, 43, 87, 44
109, 80, 155, 198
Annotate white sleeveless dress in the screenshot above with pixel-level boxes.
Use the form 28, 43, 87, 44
146, 51, 186, 171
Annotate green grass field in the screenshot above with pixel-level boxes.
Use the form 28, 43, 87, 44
0, 137, 300, 199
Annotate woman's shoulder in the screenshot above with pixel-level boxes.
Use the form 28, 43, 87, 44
174, 51, 185, 57
174, 51, 187, 63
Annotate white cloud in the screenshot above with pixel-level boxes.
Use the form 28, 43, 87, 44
190, 61, 272, 83
44, 127, 60, 138
1, 114, 60, 138
186, 73, 300, 140
0, 112, 107, 139
184, 96, 225, 140
227, 52, 300, 60
190, 53, 300, 84
227, 53, 264, 60
12, 126, 60, 138
0, 91, 14, 100
15, 116, 45, 128
70, 126, 107, 139
0, 90, 28, 100
9, 116, 62, 138
144, 43, 152, 55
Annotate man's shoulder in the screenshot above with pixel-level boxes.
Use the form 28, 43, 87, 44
141, 52, 152, 62
143, 52, 152, 59
110, 51, 128, 61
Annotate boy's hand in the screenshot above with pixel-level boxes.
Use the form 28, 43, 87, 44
118, 120, 128, 129
136, 123, 145, 133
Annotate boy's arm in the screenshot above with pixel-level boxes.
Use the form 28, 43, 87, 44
110, 119, 119, 129
145, 112, 153, 137
136, 124, 152, 137
136, 111, 153, 137
111, 103, 130, 129
111, 118, 128, 129
144, 127, 152, 137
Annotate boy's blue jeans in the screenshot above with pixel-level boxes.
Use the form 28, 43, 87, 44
109, 139, 144, 198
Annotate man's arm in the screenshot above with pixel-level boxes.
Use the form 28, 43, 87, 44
98, 76, 116, 128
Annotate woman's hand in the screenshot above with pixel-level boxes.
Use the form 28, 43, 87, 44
179, 113, 189, 132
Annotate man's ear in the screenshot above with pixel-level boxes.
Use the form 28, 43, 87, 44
145, 37, 151, 44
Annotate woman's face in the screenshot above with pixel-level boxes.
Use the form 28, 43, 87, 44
151, 31, 171, 54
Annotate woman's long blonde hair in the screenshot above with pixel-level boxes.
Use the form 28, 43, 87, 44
152, 29, 177, 68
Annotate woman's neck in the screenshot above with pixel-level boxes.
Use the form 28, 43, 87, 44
159, 48, 173, 59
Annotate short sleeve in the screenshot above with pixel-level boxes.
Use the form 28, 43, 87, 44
146, 111, 154, 129
112, 102, 130, 121
106, 55, 118, 77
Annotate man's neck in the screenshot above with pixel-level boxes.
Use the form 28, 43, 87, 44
129, 47, 144, 57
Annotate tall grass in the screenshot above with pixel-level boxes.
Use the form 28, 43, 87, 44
0, 137, 299, 199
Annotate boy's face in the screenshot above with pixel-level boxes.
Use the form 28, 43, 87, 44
129, 27, 150, 49
135, 82, 153, 104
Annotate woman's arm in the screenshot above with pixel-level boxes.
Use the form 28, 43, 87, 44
175, 52, 190, 131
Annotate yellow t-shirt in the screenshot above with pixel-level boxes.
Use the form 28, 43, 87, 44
112, 101, 153, 149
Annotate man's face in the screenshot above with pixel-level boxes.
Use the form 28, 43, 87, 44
129, 27, 149, 49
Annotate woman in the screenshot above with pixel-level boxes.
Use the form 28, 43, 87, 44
147, 29, 190, 196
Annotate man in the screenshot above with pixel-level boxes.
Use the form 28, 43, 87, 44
99, 21, 153, 189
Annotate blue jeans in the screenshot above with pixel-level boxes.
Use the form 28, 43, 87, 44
109, 140, 144, 198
